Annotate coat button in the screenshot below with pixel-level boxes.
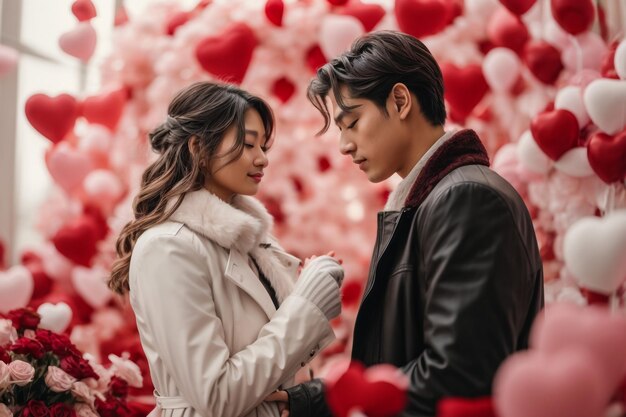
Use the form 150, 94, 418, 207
300, 362, 306, 367
309, 350, 316, 357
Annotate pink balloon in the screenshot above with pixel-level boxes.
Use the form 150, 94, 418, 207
59, 22, 97, 62
561, 32, 608, 73
494, 349, 608, 417
0, 44, 18, 76
0, 266, 34, 314
71, 266, 113, 309
82, 169, 125, 213
45, 142, 94, 195
319, 15, 364, 59
482, 47, 521, 92
531, 303, 626, 391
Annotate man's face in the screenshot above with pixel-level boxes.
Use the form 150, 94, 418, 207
329, 87, 410, 183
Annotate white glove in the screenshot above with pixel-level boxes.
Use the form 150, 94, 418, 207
292, 256, 344, 320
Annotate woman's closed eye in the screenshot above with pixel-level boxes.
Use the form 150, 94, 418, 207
347, 119, 359, 129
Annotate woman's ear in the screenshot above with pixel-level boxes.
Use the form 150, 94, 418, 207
188, 135, 200, 157
390, 83, 412, 120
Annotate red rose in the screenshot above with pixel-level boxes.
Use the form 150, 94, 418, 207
8, 308, 41, 331
0, 346, 10, 363
21, 400, 50, 417
10, 337, 45, 359
60, 355, 98, 380
36, 329, 81, 358
95, 397, 132, 417
50, 403, 76, 417
109, 376, 129, 398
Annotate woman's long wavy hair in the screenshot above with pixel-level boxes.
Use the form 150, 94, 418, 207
109, 82, 275, 294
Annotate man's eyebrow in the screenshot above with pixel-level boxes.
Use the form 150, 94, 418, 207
333, 105, 361, 125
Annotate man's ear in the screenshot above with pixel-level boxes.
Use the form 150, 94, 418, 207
390, 83, 413, 120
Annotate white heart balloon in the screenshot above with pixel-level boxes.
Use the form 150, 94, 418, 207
555, 86, 589, 128
0, 266, 34, 314
563, 210, 626, 294
59, 22, 97, 62
615, 39, 626, 80
319, 15, 364, 60
517, 130, 552, 174
37, 302, 73, 333
482, 47, 520, 92
583, 78, 626, 135
554, 147, 594, 177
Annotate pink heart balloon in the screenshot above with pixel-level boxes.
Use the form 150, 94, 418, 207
59, 22, 97, 62
563, 211, 626, 294
494, 349, 608, 417
71, 266, 112, 309
319, 15, 365, 59
561, 32, 607, 73
0, 44, 18, 76
45, 143, 94, 194
0, 266, 34, 314
530, 303, 626, 391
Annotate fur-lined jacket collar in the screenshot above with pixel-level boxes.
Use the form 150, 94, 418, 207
167, 189, 297, 308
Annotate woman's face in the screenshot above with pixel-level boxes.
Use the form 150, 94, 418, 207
205, 109, 269, 202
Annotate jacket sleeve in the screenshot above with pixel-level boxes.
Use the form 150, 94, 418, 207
285, 378, 332, 417
129, 231, 335, 417
401, 183, 537, 416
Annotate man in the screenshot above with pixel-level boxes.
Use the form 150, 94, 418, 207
269, 31, 544, 417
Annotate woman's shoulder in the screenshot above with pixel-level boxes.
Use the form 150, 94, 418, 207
133, 221, 216, 261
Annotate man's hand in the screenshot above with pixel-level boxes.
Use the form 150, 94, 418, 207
266, 391, 289, 417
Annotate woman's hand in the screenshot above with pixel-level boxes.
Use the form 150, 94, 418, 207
265, 390, 289, 417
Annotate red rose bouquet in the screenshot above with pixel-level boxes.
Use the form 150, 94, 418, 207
0, 309, 144, 417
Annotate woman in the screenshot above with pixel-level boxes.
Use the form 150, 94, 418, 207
108, 82, 343, 417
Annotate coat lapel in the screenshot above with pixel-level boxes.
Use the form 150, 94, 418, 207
224, 248, 277, 320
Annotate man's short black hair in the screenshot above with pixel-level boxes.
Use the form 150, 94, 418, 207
308, 30, 446, 134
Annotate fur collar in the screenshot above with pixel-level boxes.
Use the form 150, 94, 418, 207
404, 129, 490, 208
168, 189, 273, 253
166, 189, 295, 304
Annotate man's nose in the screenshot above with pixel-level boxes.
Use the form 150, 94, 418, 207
339, 135, 356, 155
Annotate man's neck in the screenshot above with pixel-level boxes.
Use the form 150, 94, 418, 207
398, 124, 446, 178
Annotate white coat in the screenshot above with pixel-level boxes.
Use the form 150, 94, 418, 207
128, 189, 336, 417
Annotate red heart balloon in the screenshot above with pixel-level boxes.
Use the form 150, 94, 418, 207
587, 130, 626, 184
195, 23, 258, 84
441, 63, 489, 119
326, 362, 408, 417
523, 40, 564, 84
52, 215, 100, 267
265, 0, 284, 27
25, 94, 80, 144
437, 397, 496, 417
487, 7, 529, 54
498, 0, 536, 15
81, 88, 127, 131
165, 11, 193, 36
271, 77, 296, 103
305, 44, 327, 73
551, 0, 595, 35
71, 0, 97, 22
601, 41, 620, 79
0, 239, 5, 270
339, 3, 386, 32
530, 109, 579, 161
395, 0, 451, 39
327, 0, 350, 5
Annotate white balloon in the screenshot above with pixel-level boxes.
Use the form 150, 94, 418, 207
554, 147, 594, 177
38, 302, 73, 333
555, 86, 589, 128
583, 78, 626, 135
319, 15, 364, 60
615, 39, 626, 80
482, 47, 521, 92
517, 130, 552, 174
563, 211, 626, 294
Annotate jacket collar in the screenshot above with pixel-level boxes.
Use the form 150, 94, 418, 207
404, 129, 490, 208
168, 189, 273, 253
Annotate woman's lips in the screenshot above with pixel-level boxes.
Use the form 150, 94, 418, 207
248, 173, 263, 183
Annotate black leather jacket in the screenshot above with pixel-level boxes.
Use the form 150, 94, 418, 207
286, 130, 544, 417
